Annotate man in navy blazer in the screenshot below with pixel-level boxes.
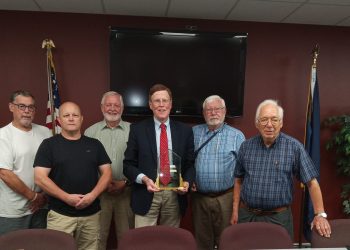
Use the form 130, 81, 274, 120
123, 84, 195, 227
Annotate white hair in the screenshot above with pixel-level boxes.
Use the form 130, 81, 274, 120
101, 91, 124, 107
255, 99, 284, 123
202, 95, 226, 109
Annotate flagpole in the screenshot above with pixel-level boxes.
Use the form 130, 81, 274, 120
298, 44, 319, 248
42, 39, 56, 135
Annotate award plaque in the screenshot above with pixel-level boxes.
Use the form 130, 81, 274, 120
156, 149, 183, 190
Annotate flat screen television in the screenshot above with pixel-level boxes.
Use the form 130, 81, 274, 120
110, 27, 247, 118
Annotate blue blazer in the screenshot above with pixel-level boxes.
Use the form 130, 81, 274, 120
123, 118, 195, 216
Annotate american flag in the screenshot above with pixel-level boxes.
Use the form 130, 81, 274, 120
46, 48, 61, 134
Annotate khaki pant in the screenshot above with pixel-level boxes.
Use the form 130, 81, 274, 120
99, 187, 134, 250
191, 191, 233, 250
47, 210, 100, 250
135, 190, 180, 228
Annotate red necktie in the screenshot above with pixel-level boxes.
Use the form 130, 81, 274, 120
160, 123, 171, 186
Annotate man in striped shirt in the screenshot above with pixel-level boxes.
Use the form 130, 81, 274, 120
192, 95, 245, 250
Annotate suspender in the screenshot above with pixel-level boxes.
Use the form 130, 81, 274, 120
194, 123, 225, 158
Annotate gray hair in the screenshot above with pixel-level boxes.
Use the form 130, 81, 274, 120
202, 95, 226, 109
10, 90, 35, 103
101, 91, 124, 107
255, 99, 284, 123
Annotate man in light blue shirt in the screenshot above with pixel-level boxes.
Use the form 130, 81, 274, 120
192, 95, 245, 250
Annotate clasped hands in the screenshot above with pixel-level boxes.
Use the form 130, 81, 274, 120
65, 193, 96, 210
29, 192, 47, 213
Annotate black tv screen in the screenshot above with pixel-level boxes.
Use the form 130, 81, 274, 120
110, 28, 247, 118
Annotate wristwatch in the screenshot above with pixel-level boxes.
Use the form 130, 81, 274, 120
315, 212, 327, 218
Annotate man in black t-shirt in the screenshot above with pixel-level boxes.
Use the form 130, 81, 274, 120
34, 102, 112, 250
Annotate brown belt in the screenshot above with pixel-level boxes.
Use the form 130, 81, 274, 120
240, 202, 289, 216
197, 187, 233, 198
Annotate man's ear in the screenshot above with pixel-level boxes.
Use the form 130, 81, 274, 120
9, 103, 15, 112
255, 121, 259, 129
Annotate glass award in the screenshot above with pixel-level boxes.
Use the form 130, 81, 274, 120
156, 149, 183, 190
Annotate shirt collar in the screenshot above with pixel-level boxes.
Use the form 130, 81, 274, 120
153, 117, 170, 129
99, 119, 127, 131
259, 132, 281, 148
205, 122, 226, 134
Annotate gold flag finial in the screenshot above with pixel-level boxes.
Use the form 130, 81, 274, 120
312, 44, 320, 67
42, 39, 55, 49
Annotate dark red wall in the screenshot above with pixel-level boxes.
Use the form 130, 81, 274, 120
1, 10, 349, 243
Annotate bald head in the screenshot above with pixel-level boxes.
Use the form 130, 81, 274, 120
59, 102, 81, 116
58, 102, 83, 137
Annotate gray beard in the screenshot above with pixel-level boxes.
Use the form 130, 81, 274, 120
103, 113, 121, 122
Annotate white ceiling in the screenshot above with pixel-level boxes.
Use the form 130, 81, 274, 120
1, 0, 350, 27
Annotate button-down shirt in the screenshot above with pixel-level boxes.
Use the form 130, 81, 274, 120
193, 123, 245, 193
234, 132, 319, 209
153, 118, 173, 156
135, 117, 173, 184
85, 120, 130, 180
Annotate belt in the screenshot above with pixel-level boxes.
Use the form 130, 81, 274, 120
197, 187, 233, 198
240, 202, 288, 216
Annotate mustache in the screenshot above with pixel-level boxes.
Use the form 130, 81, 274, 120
103, 113, 121, 121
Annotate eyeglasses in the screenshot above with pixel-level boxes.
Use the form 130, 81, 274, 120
151, 99, 171, 106
258, 117, 280, 126
11, 103, 36, 112
204, 107, 225, 113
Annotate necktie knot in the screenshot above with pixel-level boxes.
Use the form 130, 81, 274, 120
160, 123, 166, 130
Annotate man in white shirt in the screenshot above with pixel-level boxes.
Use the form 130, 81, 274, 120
0, 90, 51, 235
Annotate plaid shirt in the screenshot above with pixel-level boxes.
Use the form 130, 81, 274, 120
193, 123, 245, 193
235, 132, 319, 209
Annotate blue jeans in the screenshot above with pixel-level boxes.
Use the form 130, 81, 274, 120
0, 209, 48, 235
0, 214, 32, 235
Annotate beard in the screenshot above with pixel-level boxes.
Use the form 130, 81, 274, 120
19, 117, 33, 128
103, 112, 121, 123
206, 117, 224, 127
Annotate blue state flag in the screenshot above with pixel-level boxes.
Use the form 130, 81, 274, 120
303, 66, 321, 241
